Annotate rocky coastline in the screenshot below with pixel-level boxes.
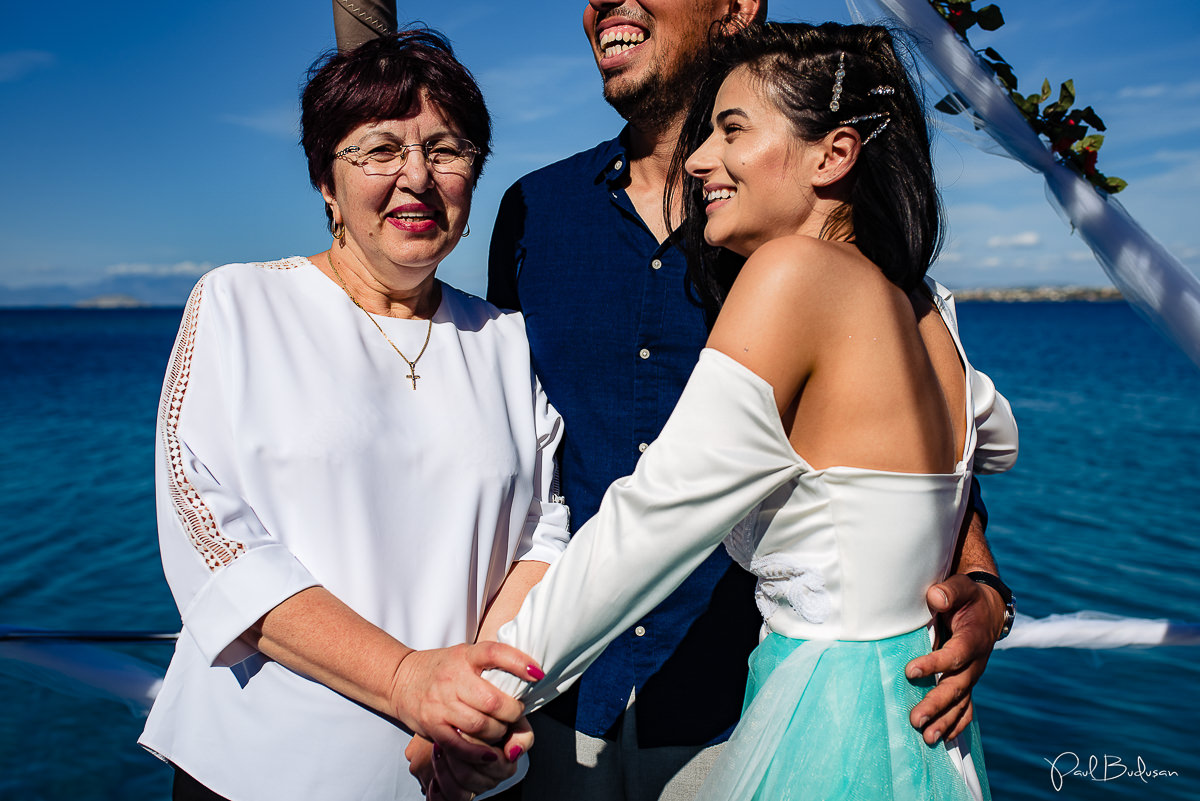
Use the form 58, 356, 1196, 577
951, 285, 1123, 303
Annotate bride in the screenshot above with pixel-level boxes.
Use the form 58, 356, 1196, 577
464, 21, 1016, 800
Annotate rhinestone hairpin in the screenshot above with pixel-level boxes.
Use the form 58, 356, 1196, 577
840, 112, 891, 144
829, 53, 846, 112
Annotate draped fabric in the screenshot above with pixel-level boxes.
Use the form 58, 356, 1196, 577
850, 0, 1200, 369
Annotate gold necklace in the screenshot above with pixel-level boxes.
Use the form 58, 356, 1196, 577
326, 252, 434, 390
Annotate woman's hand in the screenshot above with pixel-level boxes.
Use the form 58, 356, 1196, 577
405, 735, 436, 796
392, 641, 542, 759
427, 717, 535, 801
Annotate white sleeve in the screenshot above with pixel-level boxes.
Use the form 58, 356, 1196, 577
485, 349, 803, 710
512, 373, 570, 565
968, 362, 1019, 474
155, 278, 319, 667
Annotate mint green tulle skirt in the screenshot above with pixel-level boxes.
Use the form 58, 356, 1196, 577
695, 628, 991, 801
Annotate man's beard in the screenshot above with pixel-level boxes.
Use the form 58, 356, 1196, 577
603, 46, 708, 133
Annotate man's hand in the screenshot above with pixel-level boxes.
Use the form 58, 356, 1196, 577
904, 574, 1006, 745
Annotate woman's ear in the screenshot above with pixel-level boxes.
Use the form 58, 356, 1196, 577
811, 127, 861, 188
320, 183, 341, 227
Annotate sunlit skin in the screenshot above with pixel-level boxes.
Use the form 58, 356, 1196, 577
317, 97, 474, 318
685, 66, 839, 258
583, 0, 715, 111
582, 0, 764, 242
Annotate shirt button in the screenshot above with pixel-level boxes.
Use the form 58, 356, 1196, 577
614, 159, 624, 170
634, 626, 646, 637
638, 442, 648, 453
651, 259, 662, 270
639, 348, 650, 360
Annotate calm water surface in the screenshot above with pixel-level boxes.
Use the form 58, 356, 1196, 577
0, 302, 1197, 799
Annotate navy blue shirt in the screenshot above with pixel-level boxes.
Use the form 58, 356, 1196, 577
488, 131, 760, 747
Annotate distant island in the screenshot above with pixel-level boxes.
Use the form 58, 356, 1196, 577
73, 294, 151, 309
1, 283, 1125, 309
952, 286, 1123, 303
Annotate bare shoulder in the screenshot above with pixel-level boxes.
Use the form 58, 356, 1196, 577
708, 236, 892, 411
718, 236, 903, 337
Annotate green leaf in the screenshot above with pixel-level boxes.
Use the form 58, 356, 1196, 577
1039, 79, 1052, 103
1080, 106, 1106, 131
976, 4, 1005, 30
990, 61, 1018, 91
1076, 134, 1105, 150
1104, 176, 1128, 193
1012, 93, 1036, 116
1058, 79, 1076, 107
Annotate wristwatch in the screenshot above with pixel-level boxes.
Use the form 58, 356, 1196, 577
966, 571, 1016, 640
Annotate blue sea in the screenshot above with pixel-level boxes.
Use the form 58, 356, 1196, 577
1, 301, 1197, 800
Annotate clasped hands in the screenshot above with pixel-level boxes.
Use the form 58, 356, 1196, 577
393, 641, 540, 800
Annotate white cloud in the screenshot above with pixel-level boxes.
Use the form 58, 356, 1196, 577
105, 261, 212, 277
1118, 80, 1200, 100
221, 107, 298, 138
981, 257, 1003, 268
0, 50, 54, 82
986, 231, 1041, 248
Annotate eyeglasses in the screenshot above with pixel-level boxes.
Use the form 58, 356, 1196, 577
334, 138, 479, 177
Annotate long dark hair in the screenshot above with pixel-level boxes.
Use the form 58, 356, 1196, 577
667, 22, 943, 317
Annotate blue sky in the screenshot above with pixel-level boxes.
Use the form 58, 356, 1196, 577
2, 1, 1198, 302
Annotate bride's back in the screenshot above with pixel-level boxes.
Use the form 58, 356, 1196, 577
708, 234, 966, 476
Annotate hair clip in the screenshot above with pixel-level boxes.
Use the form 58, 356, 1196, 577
840, 112, 891, 145
830, 53, 846, 112
869, 86, 895, 96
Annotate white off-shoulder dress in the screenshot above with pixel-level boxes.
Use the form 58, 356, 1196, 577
487, 278, 1018, 800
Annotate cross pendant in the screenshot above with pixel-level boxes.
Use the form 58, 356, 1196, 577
406, 371, 420, 390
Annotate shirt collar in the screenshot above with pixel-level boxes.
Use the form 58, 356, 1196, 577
594, 127, 632, 187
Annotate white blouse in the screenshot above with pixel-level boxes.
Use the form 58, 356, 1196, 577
139, 257, 569, 801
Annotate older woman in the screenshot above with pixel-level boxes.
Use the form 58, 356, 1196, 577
138, 30, 566, 801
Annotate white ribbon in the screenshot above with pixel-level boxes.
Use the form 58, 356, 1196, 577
850, 0, 1200, 369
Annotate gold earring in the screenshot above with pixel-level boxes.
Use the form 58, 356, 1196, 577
332, 221, 346, 243
462, 222, 471, 238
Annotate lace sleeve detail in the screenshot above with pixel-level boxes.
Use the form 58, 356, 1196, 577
159, 279, 246, 570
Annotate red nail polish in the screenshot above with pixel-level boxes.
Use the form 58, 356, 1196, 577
527, 664, 545, 681
509, 745, 525, 761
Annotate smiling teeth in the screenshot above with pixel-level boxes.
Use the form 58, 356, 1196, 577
705, 188, 735, 202
600, 30, 646, 55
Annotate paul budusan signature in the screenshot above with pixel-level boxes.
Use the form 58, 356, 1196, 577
1046, 752, 1180, 791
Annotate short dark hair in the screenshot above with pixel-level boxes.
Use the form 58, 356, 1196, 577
669, 22, 943, 315
300, 28, 492, 229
